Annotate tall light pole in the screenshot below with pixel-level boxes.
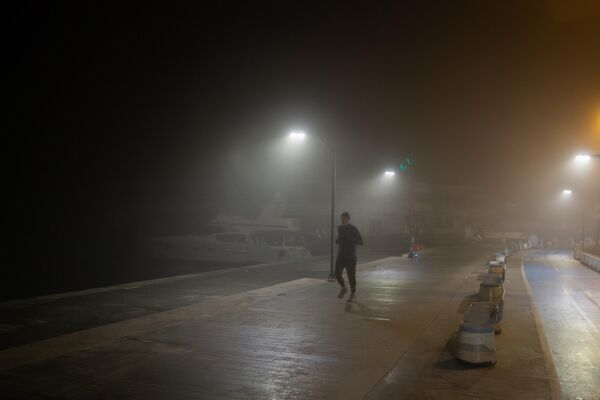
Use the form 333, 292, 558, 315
288, 130, 337, 282
399, 157, 415, 243
329, 149, 336, 282
596, 201, 600, 250
562, 189, 585, 251
573, 153, 600, 250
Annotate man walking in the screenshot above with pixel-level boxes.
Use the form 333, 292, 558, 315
335, 211, 363, 302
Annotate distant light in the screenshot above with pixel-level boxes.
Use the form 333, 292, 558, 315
288, 131, 306, 141
384, 170, 396, 176
574, 154, 591, 163
399, 157, 414, 171
562, 189, 572, 196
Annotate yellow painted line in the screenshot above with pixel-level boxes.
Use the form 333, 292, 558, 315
0, 278, 324, 372
520, 257, 562, 400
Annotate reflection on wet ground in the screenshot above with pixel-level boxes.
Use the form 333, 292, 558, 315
524, 250, 600, 399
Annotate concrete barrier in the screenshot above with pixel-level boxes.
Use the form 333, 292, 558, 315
455, 251, 508, 366
478, 274, 504, 304
488, 261, 506, 282
574, 249, 600, 273
470, 301, 502, 333
494, 253, 507, 263
478, 273, 505, 333
456, 303, 497, 365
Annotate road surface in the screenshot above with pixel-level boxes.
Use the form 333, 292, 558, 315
524, 249, 600, 400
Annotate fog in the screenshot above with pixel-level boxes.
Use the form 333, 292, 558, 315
8, 1, 600, 300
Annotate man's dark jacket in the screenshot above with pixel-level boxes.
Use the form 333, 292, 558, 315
336, 224, 363, 259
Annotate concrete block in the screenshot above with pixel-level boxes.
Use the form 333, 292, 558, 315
479, 274, 504, 304
457, 304, 497, 365
488, 261, 506, 281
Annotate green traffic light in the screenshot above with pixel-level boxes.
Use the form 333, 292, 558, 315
399, 157, 414, 171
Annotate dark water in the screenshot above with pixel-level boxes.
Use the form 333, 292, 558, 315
2, 255, 247, 302
2, 234, 413, 302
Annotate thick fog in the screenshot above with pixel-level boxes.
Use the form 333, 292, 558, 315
8, 1, 600, 300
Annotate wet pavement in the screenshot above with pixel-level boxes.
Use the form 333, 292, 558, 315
524, 250, 600, 400
0, 250, 390, 350
0, 245, 562, 399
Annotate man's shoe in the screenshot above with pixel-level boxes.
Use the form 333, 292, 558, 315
346, 293, 356, 303
337, 287, 347, 299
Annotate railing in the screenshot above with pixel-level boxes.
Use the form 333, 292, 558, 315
574, 248, 600, 273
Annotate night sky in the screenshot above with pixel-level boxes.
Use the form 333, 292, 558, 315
9, 1, 600, 298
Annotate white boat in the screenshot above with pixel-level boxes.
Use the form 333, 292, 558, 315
143, 198, 312, 264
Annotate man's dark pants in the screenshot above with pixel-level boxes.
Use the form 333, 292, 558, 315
335, 256, 357, 293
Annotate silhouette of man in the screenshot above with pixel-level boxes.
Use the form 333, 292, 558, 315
335, 211, 363, 302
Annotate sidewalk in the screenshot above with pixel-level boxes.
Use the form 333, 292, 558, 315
0, 247, 558, 399
0, 251, 387, 351
366, 251, 560, 399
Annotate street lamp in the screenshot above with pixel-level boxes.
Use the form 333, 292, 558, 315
288, 130, 337, 282
573, 153, 600, 164
561, 189, 585, 251
288, 131, 307, 141
571, 153, 600, 249
575, 154, 591, 163
382, 158, 414, 246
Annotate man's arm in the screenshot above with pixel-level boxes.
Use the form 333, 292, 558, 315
353, 226, 364, 245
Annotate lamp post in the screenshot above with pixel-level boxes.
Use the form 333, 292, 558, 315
398, 157, 415, 244
329, 150, 336, 282
562, 189, 585, 251
382, 159, 414, 248
572, 153, 600, 250
288, 130, 337, 282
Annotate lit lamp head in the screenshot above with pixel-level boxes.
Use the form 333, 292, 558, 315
384, 170, 396, 177
288, 131, 306, 141
561, 189, 573, 197
574, 154, 591, 163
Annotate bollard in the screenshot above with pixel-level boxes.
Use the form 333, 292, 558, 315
470, 301, 502, 334
457, 303, 497, 365
477, 273, 505, 333
479, 274, 504, 304
493, 253, 506, 263
488, 261, 506, 282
